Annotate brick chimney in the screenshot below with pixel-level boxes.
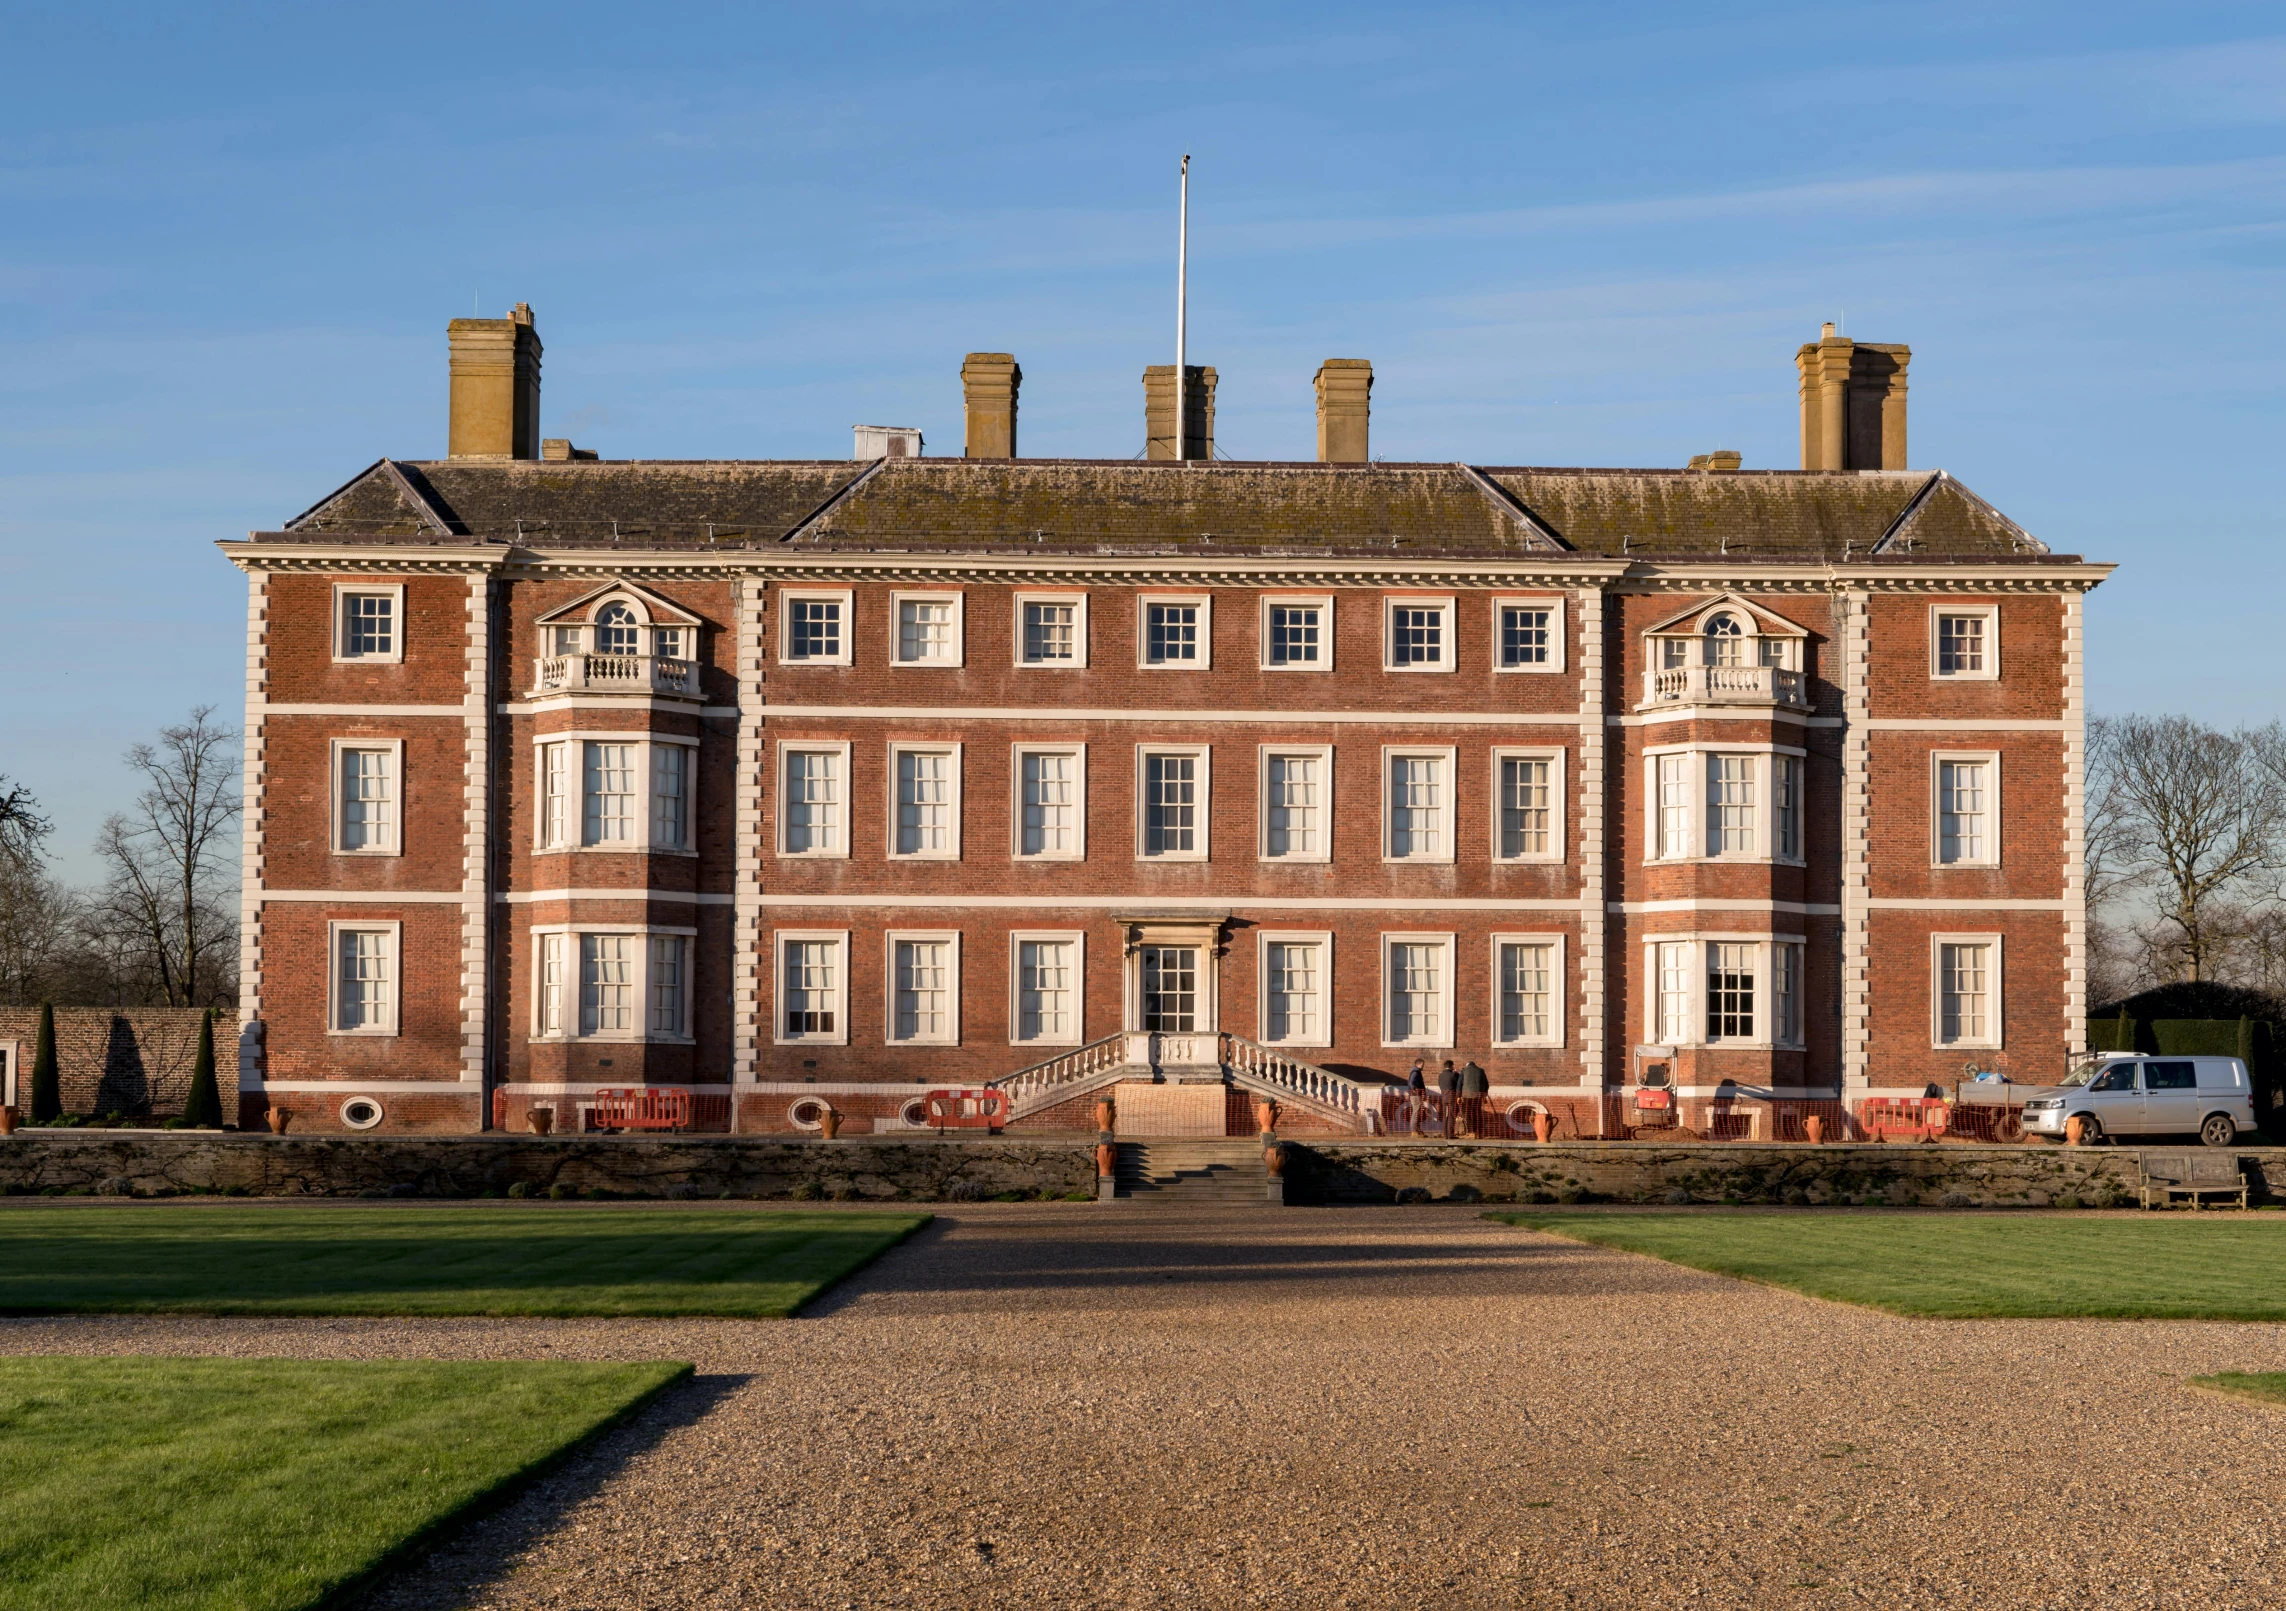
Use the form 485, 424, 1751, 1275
1143, 365, 1215, 461
960, 354, 1020, 458
1314, 359, 1372, 462
447, 302, 542, 459
1796, 323, 1908, 470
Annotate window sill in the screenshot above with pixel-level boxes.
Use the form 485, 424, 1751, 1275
774, 851, 852, 862
327, 1028, 401, 1039
331, 849, 404, 859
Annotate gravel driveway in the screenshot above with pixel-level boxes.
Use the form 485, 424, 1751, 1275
5, 1203, 2284, 1610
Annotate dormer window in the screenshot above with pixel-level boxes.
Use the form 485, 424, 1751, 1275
1703, 613, 1746, 666
1641, 597, 1809, 710
531, 583, 704, 698
595, 601, 642, 657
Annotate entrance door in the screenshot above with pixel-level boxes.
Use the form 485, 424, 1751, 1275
1140, 946, 1198, 1032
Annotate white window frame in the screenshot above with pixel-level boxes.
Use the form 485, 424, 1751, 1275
889, 590, 965, 668
885, 742, 962, 861
1257, 930, 1334, 1049
773, 928, 851, 1046
1931, 750, 2002, 869
1929, 603, 2000, 681
331, 582, 406, 665
526, 923, 700, 1044
778, 588, 854, 667
1380, 931, 1456, 1049
1010, 743, 1087, 861
1008, 930, 1086, 1046
1257, 744, 1334, 864
775, 741, 853, 860
1013, 591, 1089, 669
1258, 594, 1334, 672
1637, 934, 1808, 1050
1492, 595, 1566, 674
1489, 932, 1566, 1049
1641, 743, 1807, 865
329, 738, 405, 857
1135, 744, 1211, 861
1382, 745, 1457, 864
1138, 593, 1212, 669
1931, 932, 2004, 1049
531, 734, 698, 854
327, 920, 401, 1037
1382, 595, 1456, 673
884, 929, 962, 1046
1489, 746, 1565, 864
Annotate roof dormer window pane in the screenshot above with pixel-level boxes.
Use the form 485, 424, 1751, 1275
595, 602, 641, 656
1703, 614, 1745, 666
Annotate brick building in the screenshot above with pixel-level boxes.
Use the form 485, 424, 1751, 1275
222, 309, 2110, 1137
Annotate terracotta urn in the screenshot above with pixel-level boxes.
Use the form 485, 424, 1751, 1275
1254, 1097, 1277, 1136
1093, 1098, 1116, 1134
1096, 1141, 1117, 1178
2065, 1115, 2088, 1148
528, 1107, 554, 1136
1262, 1141, 1285, 1178
266, 1107, 291, 1135
819, 1107, 842, 1141
1804, 1114, 1825, 1145
0, 1107, 15, 1137
1531, 1110, 1552, 1145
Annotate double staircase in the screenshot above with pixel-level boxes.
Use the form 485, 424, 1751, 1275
987, 1031, 1380, 1133
1113, 1140, 1278, 1205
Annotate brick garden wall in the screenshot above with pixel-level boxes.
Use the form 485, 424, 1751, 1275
0, 1010, 237, 1117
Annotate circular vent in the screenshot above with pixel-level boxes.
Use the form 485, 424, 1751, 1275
339, 1097, 385, 1131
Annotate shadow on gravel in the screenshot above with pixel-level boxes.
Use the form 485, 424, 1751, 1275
343, 1369, 752, 1611
798, 1208, 1686, 1316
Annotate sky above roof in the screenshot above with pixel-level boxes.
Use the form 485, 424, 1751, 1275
2, 0, 2280, 876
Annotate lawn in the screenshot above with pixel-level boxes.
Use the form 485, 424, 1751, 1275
0, 1206, 929, 1318
0, 1354, 687, 1611
1493, 1211, 2286, 1319
2191, 1372, 2286, 1407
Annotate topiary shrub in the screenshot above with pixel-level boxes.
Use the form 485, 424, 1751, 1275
180, 1010, 223, 1129
28, 1003, 58, 1124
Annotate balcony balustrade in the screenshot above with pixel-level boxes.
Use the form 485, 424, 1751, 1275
1639, 663, 1809, 711
530, 653, 697, 699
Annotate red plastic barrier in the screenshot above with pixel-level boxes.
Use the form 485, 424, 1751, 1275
925, 1088, 1010, 1130
587, 1087, 693, 1132
1858, 1097, 1950, 1141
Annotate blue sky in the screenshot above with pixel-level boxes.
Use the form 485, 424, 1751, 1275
2, 1, 2281, 878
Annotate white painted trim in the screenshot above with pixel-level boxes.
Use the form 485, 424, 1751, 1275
1618, 707, 1839, 728
1380, 931, 1458, 1049
884, 741, 963, 861
776, 739, 853, 859
327, 919, 402, 1037
1382, 594, 1457, 673
888, 589, 966, 668
1929, 602, 2001, 680
1574, 586, 1606, 1091
884, 929, 963, 1046
1010, 742, 1087, 861
1930, 749, 2003, 869
1491, 594, 1567, 674
496, 889, 736, 905
733, 577, 766, 1083
778, 587, 855, 667
1134, 743, 1211, 861
1013, 590, 1089, 669
1381, 744, 1458, 864
758, 701, 1583, 727
1255, 929, 1335, 1049
1614, 899, 1838, 916
1489, 932, 1567, 1049
495, 1081, 736, 1095
1931, 932, 2005, 1049
239, 571, 268, 1027
500, 698, 728, 717
0, 1040, 18, 1109
459, 572, 493, 1085
772, 927, 852, 1046
2062, 592, 2088, 1056
1137, 592, 1212, 669
1257, 744, 1335, 864
1257, 594, 1335, 672
1839, 589, 1871, 1087
1008, 930, 1087, 1047
331, 581, 405, 665
1489, 746, 1566, 864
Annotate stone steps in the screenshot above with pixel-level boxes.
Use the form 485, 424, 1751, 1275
1115, 1141, 1279, 1204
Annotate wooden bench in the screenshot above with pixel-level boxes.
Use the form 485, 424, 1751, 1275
2137, 1149, 2248, 1211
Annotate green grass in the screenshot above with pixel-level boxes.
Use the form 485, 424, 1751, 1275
0, 1354, 688, 1611
2191, 1372, 2286, 1407
1492, 1211, 2286, 1319
0, 1207, 929, 1318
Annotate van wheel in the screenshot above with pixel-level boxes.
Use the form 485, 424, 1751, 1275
2200, 1113, 2237, 1148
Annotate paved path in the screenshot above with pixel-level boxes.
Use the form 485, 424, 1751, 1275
6, 1204, 2285, 1609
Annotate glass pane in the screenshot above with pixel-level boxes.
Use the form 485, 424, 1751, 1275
1146, 604, 1199, 663
1020, 751, 1075, 855
784, 751, 840, 853
1499, 942, 1551, 1042
1391, 606, 1442, 665
584, 743, 636, 844
1500, 607, 1549, 667
896, 750, 952, 855
1500, 757, 1550, 857
1143, 754, 1197, 854
1023, 602, 1076, 662
784, 940, 839, 1035
1706, 942, 1756, 1040
1266, 941, 1319, 1042
1142, 946, 1197, 1032
1266, 754, 1320, 857
594, 601, 641, 656
1389, 756, 1444, 858
1016, 940, 1073, 1041
1269, 606, 1320, 665
789, 599, 841, 660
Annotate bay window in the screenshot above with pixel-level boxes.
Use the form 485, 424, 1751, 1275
535, 736, 698, 852
1644, 747, 1808, 862
531, 927, 693, 1042
1641, 936, 1808, 1049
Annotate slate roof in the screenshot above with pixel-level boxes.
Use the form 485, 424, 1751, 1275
266, 457, 2060, 562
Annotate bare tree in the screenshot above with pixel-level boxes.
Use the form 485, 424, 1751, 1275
0, 778, 50, 873
90, 707, 241, 1009
2091, 715, 2286, 984
0, 858, 80, 1007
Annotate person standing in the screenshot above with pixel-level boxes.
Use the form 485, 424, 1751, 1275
1436, 1058, 1460, 1137
1406, 1058, 1427, 1135
1457, 1057, 1488, 1139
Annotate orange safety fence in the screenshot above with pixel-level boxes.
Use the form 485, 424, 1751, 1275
924, 1087, 1010, 1131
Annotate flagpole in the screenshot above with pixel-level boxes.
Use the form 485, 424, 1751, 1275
1176, 153, 1189, 461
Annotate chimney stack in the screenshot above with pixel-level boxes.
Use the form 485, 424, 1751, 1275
1314, 359, 1372, 462
1143, 364, 1215, 460
1796, 325, 1908, 471
448, 302, 542, 459
960, 354, 1020, 458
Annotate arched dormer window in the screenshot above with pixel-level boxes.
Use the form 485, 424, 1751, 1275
1702, 613, 1746, 667
594, 600, 642, 657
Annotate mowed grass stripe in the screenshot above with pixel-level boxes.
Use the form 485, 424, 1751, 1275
0, 1355, 688, 1611
0, 1207, 930, 1317
1493, 1212, 2286, 1319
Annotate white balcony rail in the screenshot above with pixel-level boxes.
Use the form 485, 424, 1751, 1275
532, 653, 696, 698
986, 1032, 1129, 1119
1640, 663, 1807, 710
1222, 1033, 1377, 1132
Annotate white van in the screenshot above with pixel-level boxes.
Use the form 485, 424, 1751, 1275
2019, 1056, 2256, 1147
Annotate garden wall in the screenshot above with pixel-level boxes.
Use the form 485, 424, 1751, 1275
0, 1010, 233, 1118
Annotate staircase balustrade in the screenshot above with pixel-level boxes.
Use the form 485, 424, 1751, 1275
1221, 1033, 1376, 1131
986, 1032, 1128, 1118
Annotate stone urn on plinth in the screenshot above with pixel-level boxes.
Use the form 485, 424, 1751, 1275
1804, 1114, 1826, 1145
266, 1107, 291, 1135
1094, 1098, 1115, 1134
1253, 1096, 1278, 1138
528, 1107, 554, 1136
1531, 1109, 1553, 1144
819, 1107, 842, 1141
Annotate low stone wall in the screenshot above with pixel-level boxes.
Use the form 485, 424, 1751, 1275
0, 1132, 1096, 1202
1287, 1141, 2286, 1207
